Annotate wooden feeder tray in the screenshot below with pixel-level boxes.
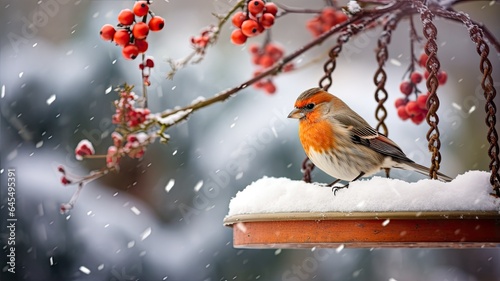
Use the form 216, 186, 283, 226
224, 211, 500, 248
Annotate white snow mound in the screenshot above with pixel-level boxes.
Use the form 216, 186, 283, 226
227, 170, 500, 216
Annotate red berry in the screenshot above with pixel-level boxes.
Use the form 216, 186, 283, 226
306, 18, 323, 37
411, 113, 426, 125
100, 24, 116, 41
419, 53, 428, 67
335, 11, 348, 23
248, 0, 265, 16
258, 55, 274, 68
148, 16, 165, 31
260, 13, 275, 29
232, 11, 246, 28
133, 1, 149, 17
145, 57, 154, 67
230, 29, 247, 45
263, 81, 276, 94
283, 63, 294, 72
410, 71, 423, 84
113, 29, 130, 46
241, 19, 260, 37
118, 9, 135, 25
320, 7, 336, 26
405, 101, 421, 116
437, 70, 447, 85
399, 80, 413, 96
416, 93, 429, 110
249, 44, 260, 54
122, 44, 139, 60
394, 97, 406, 108
134, 39, 148, 53
265, 43, 283, 60
132, 22, 149, 39
397, 105, 410, 120
251, 54, 261, 65
61, 176, 72, 185
264, 3, 278, 16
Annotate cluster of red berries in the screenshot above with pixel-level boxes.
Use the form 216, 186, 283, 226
230, 0, 278, 45
249, 43, 293, 94
395, 53, 448, 124
306, 7, 348, 37
99, 1, 164, 60
112, 90, 151, 127
106, 132, 149, 168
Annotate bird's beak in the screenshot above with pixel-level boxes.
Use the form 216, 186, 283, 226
287, 108, 304, 119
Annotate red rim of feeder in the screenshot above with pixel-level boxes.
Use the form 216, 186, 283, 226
224, 211, 500, 249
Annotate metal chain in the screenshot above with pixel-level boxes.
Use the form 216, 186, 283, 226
319, 22, 370, 91
417, 1, 442, 180
465, 19, 500, 197
301, 157, 315, 183
433, 8, 500, 196
373, 14, 399, 136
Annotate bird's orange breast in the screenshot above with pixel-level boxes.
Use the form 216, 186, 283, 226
298, 118, 336, 154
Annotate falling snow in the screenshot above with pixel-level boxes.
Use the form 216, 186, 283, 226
46, 94, 56, 105
194, 180, 204, 192
389, 58, 401, 66
336, 244, 345, 253
140, 227, 152, 240
165, 179, 175, 192
130, 206, 141, 215
79, 266, 91, 275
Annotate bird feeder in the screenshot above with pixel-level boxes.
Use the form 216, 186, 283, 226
224, 0, 500, 249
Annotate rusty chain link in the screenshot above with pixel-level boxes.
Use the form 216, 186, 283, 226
451, 13, 499, 196
373, 14, 400, 136
318, 23, 367, 91
434, 8, 500, 196
416, 1, 442, 180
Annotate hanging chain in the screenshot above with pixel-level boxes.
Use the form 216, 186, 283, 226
373, 14, 399, 136
416, 1, 442, 180
433, 8, 500, 196
462, 16, 500, 196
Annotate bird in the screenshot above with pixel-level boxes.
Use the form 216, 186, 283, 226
288, 87, 452, 192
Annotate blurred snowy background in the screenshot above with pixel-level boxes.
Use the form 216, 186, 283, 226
1, 0, 499, 280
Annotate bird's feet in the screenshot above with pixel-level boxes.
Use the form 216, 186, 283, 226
332, 183, 349, 195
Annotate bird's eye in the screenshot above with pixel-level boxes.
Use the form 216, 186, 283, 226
305, 103, 315, 110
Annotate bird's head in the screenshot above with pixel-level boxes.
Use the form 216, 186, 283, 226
288, 87, 340, 121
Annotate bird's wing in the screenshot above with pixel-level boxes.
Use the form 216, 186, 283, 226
334, 114, 411, 162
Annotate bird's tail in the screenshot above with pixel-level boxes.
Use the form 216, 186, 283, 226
401, 162, 453, 182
